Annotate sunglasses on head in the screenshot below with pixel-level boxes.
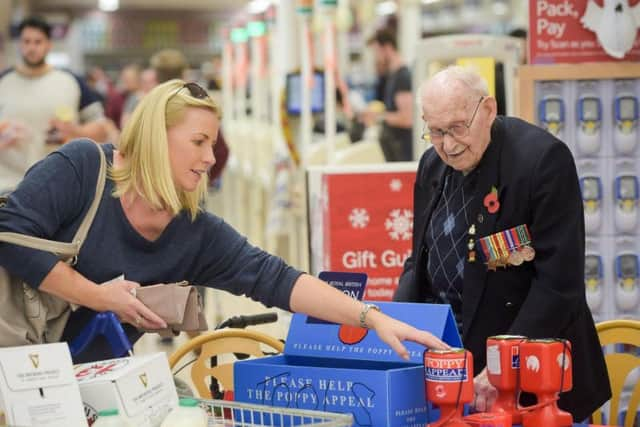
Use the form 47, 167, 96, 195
170, 82, 210, 100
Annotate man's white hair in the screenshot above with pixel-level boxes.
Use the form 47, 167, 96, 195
416, 65, 489, 111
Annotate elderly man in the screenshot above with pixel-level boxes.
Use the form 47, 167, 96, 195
394, 66, 610, 420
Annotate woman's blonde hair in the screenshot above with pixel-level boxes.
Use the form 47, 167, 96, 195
111, 79, 220, 220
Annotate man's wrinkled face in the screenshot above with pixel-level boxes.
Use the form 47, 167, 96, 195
422, 86, 492, 173
20, 27, 51, 69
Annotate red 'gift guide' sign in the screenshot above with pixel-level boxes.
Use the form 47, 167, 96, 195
528, 0, 640, 64
320, 171, 416, 301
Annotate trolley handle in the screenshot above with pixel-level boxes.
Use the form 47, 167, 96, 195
215, 312, 278, 330
206, 312, 281, 400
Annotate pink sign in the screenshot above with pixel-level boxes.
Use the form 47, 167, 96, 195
529, 0, 640, 63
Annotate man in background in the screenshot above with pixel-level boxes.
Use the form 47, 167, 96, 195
0, 16, 107, 193
86, 65, 124, 126
117, 63, 141, 127
120, 66, 156, 128
150, 48, 188, 84
119, 48, 185, 127
364, 29, 413, 162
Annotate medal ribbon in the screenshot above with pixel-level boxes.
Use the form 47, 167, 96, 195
516, 225, 531, 246
497, 232, 510, 259
504, 229, 516, 251
479, 238, 492, 262
478, 224, 534, 263
490, 233, 503, 260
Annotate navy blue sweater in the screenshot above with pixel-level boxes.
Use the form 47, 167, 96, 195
0, 139, 302, 360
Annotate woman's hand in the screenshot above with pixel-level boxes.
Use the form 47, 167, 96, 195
289, 274, 450, 361
366, 309, 449, 360
97, 279, 167, 330
39, 262, 167, 330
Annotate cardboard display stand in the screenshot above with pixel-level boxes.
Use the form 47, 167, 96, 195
307, 164, 418, 301
234, 301, 461, 427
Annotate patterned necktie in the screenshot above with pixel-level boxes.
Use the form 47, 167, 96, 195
425, 169, 478, 331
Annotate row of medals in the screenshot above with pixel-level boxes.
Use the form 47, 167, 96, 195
467, 224, 535, 270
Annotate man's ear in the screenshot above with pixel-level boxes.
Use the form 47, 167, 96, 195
484, 96, 498, 124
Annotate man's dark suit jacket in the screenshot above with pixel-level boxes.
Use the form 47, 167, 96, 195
394, 116, 611, 421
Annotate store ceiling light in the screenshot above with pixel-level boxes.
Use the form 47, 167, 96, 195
492, 1, 509, 16
98, 0, 118, 12
376, 1, 397, 16
421, 0, 441, 4
248, 0, 271, 14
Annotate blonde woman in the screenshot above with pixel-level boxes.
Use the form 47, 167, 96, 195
0, 80, 447, 362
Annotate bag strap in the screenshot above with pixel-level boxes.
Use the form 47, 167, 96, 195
0, 141, 107, 257
70, 142, 107, 246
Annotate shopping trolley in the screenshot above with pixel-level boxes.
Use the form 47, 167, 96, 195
195, 397, 353, 427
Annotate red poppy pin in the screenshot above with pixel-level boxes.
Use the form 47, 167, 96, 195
484, 186, 500, 214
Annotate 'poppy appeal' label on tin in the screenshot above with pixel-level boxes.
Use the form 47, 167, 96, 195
424, 357, 468, 382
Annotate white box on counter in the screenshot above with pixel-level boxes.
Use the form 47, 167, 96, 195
74, 352, 178, 427
0, 342, 87, 427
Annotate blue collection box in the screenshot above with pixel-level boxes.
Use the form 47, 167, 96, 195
234, 301, 462, 426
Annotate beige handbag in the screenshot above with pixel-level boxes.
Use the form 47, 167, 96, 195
136, 281, 208, 337
0, 143, 106, 346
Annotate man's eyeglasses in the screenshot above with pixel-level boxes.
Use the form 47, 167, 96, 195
422, 96, 485, 143
170, 82, 210, 101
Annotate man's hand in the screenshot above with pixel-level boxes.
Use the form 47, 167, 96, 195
49, 118, 80, 143
359, 100, 386, 127
0, 120, 26, 150
472, 368, 498, 411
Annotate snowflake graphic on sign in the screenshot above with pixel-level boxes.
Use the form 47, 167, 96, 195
349, 208, 370, 229
389, 178, 403, 192
385, 209, 413, 240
